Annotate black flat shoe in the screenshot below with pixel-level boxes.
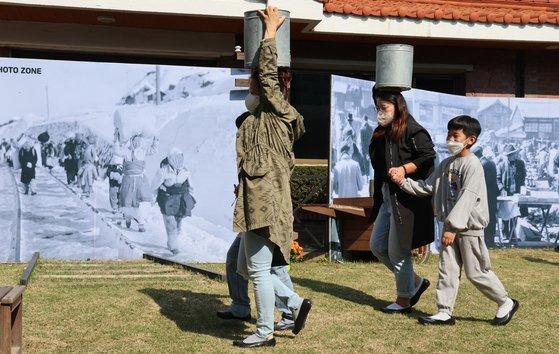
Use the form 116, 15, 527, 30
381, 305, 412, 314
410, 278, 430, 307
233, 336, 276, 348
418, 316, 456, 325
491, 299, 519, 326
216, 310, 251, 322
292, 298, 312, 335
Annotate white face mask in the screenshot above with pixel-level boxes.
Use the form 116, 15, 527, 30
244, 93, 260, 114
377, 110, 395, 127
447, 140, 466, 156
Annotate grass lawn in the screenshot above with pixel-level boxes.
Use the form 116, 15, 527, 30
0, 263, 26, 285
2, 248, 557, 353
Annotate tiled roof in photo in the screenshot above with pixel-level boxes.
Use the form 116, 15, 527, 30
318, 0, 559, 25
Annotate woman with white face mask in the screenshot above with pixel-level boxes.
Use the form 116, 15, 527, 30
233, 6, 309, 348
368, 86, 436, 314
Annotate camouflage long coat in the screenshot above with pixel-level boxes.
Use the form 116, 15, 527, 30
233, 38, 305, 264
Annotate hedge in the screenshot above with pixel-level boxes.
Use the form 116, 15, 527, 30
290, 165, 329, 206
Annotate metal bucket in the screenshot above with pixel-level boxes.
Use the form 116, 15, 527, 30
244, 9, 290, 68
375, 44, 414, 91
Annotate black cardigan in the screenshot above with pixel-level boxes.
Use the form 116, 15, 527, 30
368, 115, 436, 250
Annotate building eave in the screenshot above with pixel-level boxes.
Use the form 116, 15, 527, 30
0, 20, 235, 58
312, 13, 559, 44
0, 0, 324, 22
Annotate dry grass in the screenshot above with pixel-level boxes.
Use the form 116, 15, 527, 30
0, 263, 26, 285
1, 248, 557, 353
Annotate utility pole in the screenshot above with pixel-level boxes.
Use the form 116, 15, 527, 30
507, 98, 510, 140
45, 85, 50, 121
155, 65, 161, 105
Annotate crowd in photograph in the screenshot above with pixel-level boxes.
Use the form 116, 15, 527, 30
332, 108, 559, 249
0, 127, 196, 255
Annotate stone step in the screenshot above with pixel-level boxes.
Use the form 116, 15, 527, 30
42, 268, 178, 275
40, 262, 155, 267
32, 279, 192, 287
38, 273, 192, 279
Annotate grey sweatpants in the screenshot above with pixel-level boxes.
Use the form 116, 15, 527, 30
436, 234, 508, 315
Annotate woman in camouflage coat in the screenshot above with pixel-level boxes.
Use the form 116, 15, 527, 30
231, 7, 312, 348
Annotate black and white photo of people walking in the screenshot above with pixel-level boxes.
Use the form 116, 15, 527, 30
331, 76, 559, 248
18, 136, 38, 195
152, 148, 196, 255
331, 97, 376, 199
1, 111, 202, 252
0, 57, 253, 262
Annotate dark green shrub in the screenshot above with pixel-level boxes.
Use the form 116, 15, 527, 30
290, 165, 329, 206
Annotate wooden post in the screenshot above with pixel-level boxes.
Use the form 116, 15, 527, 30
0, 286, 25, 354
20, 252, 40, 286
11, 300, 22, 353
143, 254, 226, 282
0, 286, 13, 354
1, 306, 10, 354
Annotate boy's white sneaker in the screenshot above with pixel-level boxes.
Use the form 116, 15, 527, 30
495, 298, 514, 318
492, 298, 519, 326
418, 312, 456, 325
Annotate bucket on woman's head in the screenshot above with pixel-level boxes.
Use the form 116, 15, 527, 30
375, 44, 414, 91
244, 9, 291, 68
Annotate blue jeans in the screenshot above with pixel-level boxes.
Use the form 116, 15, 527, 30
226, 234, 293, 319
271, 265, 293, 313
237, 231, 301, 338
369, 183, 415, 298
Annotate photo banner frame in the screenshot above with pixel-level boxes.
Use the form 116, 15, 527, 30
0, 58, 249, 262
330, 74, 559, 252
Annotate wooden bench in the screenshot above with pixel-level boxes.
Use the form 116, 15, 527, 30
0, 285, 25, 354
302, 197, 375, 252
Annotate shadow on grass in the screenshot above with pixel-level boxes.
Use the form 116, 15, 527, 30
523, 256, 559, 266
140, 288, 251, 341
291, 276, 431, 317
452, 316, 491, 324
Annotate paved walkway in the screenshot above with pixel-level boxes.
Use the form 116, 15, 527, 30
4, 165, 230, 263
49, 167, 230, 263
17, 167, 128, 261
0, 166, 19, 262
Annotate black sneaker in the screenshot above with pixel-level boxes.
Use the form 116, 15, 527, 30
418, 315, 456, 325
491, 299, 519, 326
292, 298, 312, 335
233, 334, 275, 348
216, 310, 251, 322
381, 304, 412, 314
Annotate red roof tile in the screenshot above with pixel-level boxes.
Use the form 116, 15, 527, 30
318, 0, 559, 25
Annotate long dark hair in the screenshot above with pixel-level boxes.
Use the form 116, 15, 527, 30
372, 87, 410, 141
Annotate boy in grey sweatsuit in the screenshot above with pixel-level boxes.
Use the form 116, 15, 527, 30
390, 115, 519, 326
